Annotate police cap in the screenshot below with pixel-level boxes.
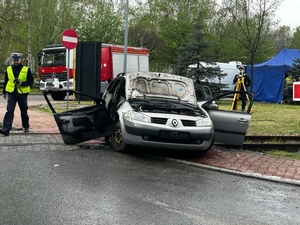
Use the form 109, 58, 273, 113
11, 53, 22, 60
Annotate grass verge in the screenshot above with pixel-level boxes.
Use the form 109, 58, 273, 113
267, 150, 300, 160
247, 102, 300, 135
216, 99, 300, 135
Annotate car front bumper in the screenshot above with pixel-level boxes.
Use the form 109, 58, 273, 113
122, 118, 214, 151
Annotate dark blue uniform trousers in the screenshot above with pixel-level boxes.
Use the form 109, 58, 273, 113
2, 92, 29, 133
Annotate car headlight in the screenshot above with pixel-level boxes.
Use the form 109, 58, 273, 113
196, 118, 212, 126
124, 111, 151, 123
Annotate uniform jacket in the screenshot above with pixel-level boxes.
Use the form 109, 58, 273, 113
2, 63, 34, 94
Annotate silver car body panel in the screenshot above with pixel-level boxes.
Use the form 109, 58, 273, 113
207, 110, 251, 145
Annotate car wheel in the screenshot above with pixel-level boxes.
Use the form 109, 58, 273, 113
110, 122, 128, 152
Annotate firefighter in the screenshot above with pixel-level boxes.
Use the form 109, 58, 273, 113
0, 53, 34, 136
232, 65, 251, 111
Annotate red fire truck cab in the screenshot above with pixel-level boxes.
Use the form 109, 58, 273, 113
38, 43, 150, 100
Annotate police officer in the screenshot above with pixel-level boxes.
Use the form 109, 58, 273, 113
232, 65, 251, 111
0, 53, 34, 136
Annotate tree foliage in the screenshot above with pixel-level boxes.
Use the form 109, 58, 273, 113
71, 0, 123, 43
0, 0, 80, 72
219, 0, 282, 91
0, 0, 299, 82
175, 13, 223, 80
290, 27, 300, 49
271, 26, 292, 51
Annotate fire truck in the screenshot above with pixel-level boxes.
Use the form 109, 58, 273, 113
38, 43, 150, 100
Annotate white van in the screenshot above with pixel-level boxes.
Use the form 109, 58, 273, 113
216, 61, 241, 91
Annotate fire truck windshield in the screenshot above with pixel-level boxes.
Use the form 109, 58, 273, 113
41, 50, 66, 66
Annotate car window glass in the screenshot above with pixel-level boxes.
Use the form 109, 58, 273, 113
195, 84, 213, 101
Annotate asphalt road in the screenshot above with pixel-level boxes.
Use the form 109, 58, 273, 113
0, 140, 299, 225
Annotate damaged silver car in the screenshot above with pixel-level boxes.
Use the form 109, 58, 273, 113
44, 72, 252, 153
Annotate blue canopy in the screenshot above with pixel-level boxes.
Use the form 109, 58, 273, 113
246, 48, 300, 103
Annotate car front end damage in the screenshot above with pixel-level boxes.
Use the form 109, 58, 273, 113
44, 72, 252, 153
115, 97, 214, 151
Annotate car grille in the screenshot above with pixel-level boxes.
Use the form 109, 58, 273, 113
42, 73, 67, 82
151, 117, 196, 126
181, 120, 196, 126
151, 117, 168, 124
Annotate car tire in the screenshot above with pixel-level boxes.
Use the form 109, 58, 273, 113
110, 122, 128, 152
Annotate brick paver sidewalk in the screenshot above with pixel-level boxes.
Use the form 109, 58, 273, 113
184, 148, 300, 184
0, 98, 59, 133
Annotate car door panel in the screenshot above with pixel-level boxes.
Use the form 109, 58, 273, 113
207, 110, 251, 146
54, 104, 113, 144
202, 90, 253, 146
43, 90, 113, 145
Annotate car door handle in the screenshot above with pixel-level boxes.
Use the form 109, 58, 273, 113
237, 118, 248, 123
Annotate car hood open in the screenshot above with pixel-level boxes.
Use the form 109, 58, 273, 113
125, 72, 198, 105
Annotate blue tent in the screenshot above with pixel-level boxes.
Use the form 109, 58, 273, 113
246, 48, 300, 103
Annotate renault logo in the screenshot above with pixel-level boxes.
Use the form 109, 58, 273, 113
171, 119, 178, 127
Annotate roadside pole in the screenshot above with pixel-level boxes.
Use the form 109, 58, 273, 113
123, 0, 129, 73
66, 49, 70, 110
62, 29, 78, 111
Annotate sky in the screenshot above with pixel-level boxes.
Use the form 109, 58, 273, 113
276, 0, 300, 28
216, 0, 300, 29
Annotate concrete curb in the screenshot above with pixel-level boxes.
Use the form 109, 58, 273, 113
167, 158, 300, 186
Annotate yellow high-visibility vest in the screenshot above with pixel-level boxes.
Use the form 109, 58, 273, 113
6, 66, 30, 94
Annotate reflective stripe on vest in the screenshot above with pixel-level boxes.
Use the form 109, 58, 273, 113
6, 66, 30, 93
